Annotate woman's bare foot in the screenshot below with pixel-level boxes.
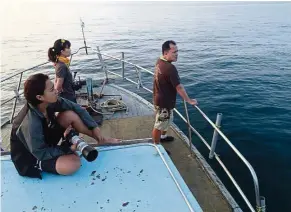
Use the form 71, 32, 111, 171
99, 137, 121, 144
107, 138, 121, 143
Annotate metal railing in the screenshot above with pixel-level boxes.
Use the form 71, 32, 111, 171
93, 46, 266, 212
0, 47, 89, 123
1, 46, 266, 211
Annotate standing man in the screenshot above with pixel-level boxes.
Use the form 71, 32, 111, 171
152, 40, 198, 144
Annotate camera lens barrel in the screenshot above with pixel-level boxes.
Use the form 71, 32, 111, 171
71, 135, 98, 162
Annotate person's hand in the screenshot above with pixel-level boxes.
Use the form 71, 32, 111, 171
187, 99, 198, 106
70, 143, 78, 151
81, 105, 88, 110
64, 125, 73, 138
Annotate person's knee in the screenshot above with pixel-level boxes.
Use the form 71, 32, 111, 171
65, 154, 81, 175
57, 111, 79, 127
56, 154, 81, 175
58, 110, 78, 120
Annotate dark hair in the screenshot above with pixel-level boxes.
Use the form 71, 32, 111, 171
48, 39, 71, 62
24, 73, 49, 106
162, 40, 176, 55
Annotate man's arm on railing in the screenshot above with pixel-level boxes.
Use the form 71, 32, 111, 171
176, 84, 198, 105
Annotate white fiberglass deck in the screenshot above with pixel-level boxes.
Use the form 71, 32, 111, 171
1, 144, 202, 212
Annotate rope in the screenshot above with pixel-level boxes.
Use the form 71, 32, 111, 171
89, 104, 113, 115
100, 99, 128, 113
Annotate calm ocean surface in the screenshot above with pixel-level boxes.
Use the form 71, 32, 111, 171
1, 2, 291, 211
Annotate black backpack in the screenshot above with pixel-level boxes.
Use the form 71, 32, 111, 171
10, 104, 42, 179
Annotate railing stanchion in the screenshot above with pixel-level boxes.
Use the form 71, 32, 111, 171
10, 73, 23, 123
183, 100, 192, 155
258, 196, 266, 212
96, 46, 108, 81
134, 66, 142, 89
121, 52, 125, 79
209, 113, 222, 159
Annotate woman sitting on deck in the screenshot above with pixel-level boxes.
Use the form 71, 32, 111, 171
10, 73, 119, 179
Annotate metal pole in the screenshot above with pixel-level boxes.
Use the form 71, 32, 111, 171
121, 52, 125, 79
257, 196, 266, 212
13, 89, 21, 101
209, 113, 223, 159
135, 66, 142, 89
183, 100, 192, 155
96, 46, 108, 81
10, 73, 23, 123
86, 78, 93, 101
138, 69, 143, 88
80, 18, 88, 55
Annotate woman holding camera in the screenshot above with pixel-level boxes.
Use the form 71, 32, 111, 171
10, 73, 119, 179
48, 39, 77, 102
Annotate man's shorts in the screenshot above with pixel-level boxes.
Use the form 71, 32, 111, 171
154, 106, 174, 131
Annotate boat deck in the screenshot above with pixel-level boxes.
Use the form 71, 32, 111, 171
1, 83, 238, 211
1, 143, 202, 212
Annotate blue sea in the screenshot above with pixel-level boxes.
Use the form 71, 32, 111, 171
1, 1, 291, 211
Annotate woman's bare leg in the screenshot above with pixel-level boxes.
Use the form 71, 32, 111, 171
57, 111, 119, 144
55, 154, 81, 175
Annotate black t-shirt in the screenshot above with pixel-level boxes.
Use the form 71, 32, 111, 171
153, 58, 180, 109
55, 62, 76, 102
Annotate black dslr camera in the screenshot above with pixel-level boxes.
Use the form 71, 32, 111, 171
72, 80, 86, 91
72, 73, 86, 91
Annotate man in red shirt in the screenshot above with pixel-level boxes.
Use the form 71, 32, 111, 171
152, 40, 198, 145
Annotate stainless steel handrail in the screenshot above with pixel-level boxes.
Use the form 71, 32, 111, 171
1, 47, 89, 83
0, 47, 89, 121
194, 105, 261, 209
1, 61, 51, 83
93, 50, 154, 76
93, 47, 265, 212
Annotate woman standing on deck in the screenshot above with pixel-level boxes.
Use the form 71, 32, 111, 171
48, 39, 77, 102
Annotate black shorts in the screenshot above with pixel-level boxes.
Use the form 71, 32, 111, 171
39, 157, 59, 175
38, 146, 75, 175
46, 120, 65, 146
39, 121, 73, 175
